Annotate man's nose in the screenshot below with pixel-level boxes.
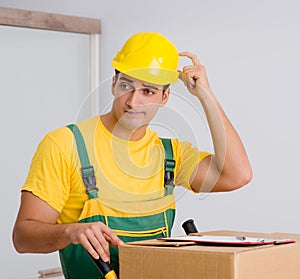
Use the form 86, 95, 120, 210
126, 90, 141, 108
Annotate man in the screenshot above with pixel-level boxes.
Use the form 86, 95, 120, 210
13, 32, 252, 278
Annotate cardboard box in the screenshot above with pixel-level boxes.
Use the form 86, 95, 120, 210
119, 230, 300, 279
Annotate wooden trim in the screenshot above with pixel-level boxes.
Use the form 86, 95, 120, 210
0, 7, 101, 34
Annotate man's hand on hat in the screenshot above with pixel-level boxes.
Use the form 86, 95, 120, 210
178, 52, 212, 99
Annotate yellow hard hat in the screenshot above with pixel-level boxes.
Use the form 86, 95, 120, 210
112, 32, 179, 85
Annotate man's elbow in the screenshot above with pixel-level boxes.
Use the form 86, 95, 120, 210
227, 166, 253, 191
12, 235, 24, 254
12, 226, 28, 254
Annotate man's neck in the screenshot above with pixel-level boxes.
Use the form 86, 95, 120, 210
100, 113, 147, 141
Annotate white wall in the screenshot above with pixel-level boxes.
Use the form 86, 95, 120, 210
1, 0, 300, 277
0, 25, 90, 278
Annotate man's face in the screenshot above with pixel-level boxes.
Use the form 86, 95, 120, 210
111, 73, 170, 130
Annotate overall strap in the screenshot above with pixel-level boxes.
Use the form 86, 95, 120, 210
160, 138, 176, 195
67, 124, 98, 199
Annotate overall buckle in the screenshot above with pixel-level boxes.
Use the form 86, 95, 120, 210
81, 166, 98, 193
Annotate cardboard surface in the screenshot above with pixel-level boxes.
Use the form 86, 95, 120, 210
119, 231, 300, 279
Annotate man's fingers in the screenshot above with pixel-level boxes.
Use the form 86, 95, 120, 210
178, 70, 189, 87
178, 68, 198, 88
93, 233, 111, 261
101, 223, 124, 247
104, 232, 124, 247
92, 222, 124, 260
178, 70, 184, 82
178, 51, 211, 95
178, 53, 204, 89
180, 51, 201, 66
78, 233, 108, 261
81, 226, 110, 261
70, 222, 123, 262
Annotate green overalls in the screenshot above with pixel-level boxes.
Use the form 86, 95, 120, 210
59, 123, 176, 279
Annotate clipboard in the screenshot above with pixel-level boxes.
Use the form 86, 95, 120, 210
158, 235, 296, 246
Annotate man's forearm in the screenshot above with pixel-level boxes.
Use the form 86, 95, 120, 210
178, 52, 252, 192
13, 220, 72, 253
197, 89, 252, 187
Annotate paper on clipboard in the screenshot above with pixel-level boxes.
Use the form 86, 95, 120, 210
158, 235, 296, 246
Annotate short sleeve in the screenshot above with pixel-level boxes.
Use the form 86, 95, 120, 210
172, 139, 211, 190
22, 133, 72, 213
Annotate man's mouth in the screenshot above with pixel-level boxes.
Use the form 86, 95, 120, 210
124, 110, 144, 115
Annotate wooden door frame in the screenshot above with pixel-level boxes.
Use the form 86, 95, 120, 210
0, 6, 101, 115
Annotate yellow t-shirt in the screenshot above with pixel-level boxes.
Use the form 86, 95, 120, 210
22, 116, 210, 224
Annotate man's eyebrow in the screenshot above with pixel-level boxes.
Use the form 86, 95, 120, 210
142, 83, 159, 90
119, 77, 160, 90
119, 77, 134, 83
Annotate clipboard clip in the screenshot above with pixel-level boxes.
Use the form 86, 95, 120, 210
236, 236, 246, 241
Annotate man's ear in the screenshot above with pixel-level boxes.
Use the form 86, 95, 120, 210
111, 75, 117, 96
161, 88, 170, 106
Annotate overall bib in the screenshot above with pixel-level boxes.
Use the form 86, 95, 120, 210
59, 123, 176, 279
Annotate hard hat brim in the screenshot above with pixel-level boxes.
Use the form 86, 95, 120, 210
112, 62, 179, 85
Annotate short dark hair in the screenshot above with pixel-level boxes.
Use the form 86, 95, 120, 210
114, 69, 170, 91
